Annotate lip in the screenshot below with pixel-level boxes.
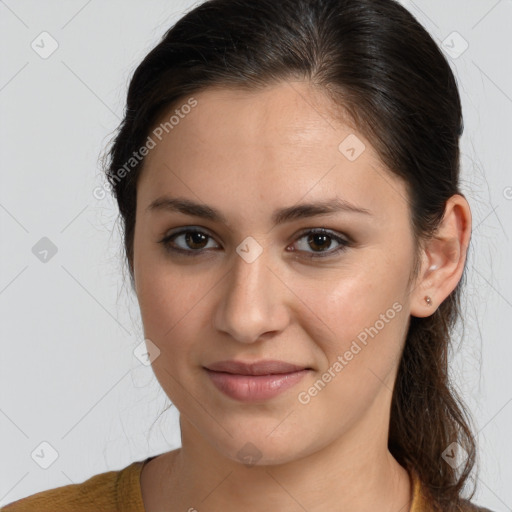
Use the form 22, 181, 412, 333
204, 360, 313, 402
204, 359, 311, 375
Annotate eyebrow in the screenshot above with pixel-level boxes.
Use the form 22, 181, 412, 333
146, 196, 373, 226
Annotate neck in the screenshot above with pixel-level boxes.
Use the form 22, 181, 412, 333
154, 419, 412, 512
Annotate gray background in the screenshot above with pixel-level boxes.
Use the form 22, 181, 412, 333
0, 0, 511, 509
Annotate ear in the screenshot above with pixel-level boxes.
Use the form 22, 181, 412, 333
409, 194, 472, 318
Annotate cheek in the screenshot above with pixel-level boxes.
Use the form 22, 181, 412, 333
135, 262, 213, 356
296, 263, 405, 344
289, 256, 410, 401
293, 275, 408, 422
134, 267, 213, 405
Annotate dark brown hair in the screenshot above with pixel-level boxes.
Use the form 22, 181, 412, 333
104, 0, 477, 508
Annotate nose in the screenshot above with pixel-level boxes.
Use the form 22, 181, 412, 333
212, 244, 290, 344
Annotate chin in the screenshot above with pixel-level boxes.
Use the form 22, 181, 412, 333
206, 429, 319, 468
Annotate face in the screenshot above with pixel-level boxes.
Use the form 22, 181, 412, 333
133, 81, 417, 466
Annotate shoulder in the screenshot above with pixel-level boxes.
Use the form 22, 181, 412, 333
409, 468, 494, 512
0, 459, 148, 512
457, 499, 495, 512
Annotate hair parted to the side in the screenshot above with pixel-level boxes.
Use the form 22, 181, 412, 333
103, 0, 476, 508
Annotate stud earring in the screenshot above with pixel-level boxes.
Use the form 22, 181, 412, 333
424, 295, 433, 306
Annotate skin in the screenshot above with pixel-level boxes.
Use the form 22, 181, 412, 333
132, 81, 472, 511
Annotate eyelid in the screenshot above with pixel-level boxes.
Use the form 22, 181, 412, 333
159, 226, 352, 258
293, 227, 351, 244
160, 226, 221, 253
289, 227, 351, 258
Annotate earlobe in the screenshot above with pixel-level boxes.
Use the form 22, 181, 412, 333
409, 195, 471, 318
410, 250, 443, 317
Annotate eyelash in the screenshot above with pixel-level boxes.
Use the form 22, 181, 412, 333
158, 227, 351, 259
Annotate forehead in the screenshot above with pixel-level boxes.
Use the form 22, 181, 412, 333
147, 81, 364, 159
137, 81, 409, 224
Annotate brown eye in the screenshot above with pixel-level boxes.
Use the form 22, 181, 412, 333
182, 231, 209, 250
159, 228, 219, 255
291, 229, 350, 258
159, 227, 350, 259
307, 233, 332, 252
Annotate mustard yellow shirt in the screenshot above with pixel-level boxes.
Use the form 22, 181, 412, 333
0, 456, 491, 511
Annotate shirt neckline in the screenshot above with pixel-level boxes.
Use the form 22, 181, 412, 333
126, 456, 426, 512
119, 455, 158, 512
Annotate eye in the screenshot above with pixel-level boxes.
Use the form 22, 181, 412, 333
159, 228, 220, 256
159, 227, 351, 259
288, 228, 350, 258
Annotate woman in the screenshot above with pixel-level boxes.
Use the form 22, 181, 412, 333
2, 0, 494, 510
